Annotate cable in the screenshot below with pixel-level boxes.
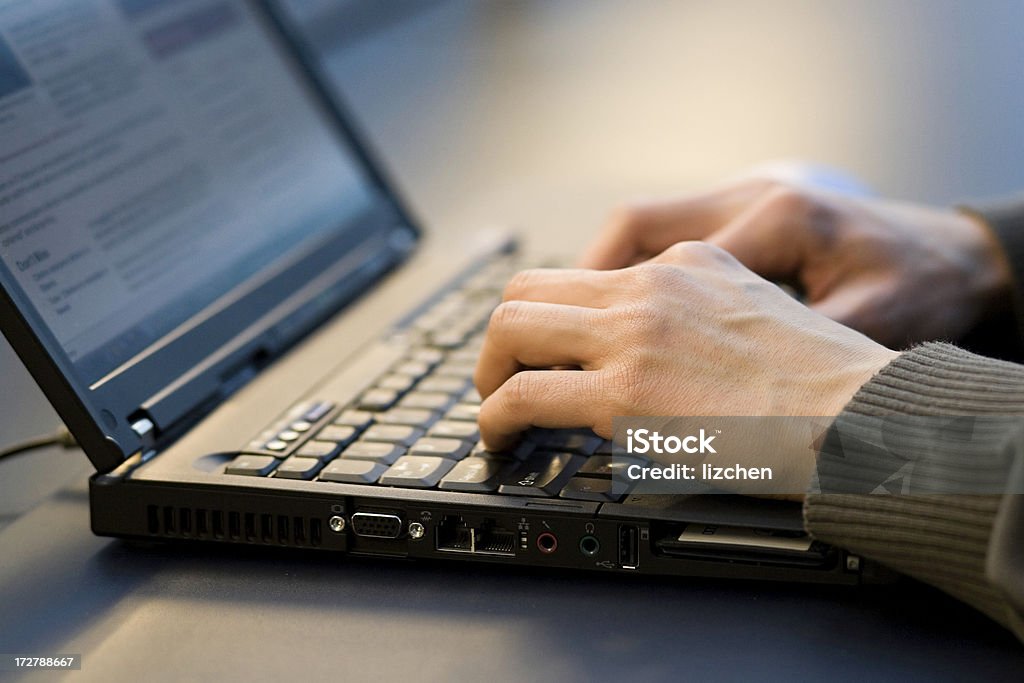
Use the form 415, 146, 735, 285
0, 426, 78, 462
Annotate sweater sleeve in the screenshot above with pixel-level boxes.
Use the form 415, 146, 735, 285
803, 342, 1024, 641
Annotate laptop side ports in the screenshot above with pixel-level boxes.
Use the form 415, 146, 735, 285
435, 515, 516, 557
651, 522, 831, 568
536, 532, 558, 554
351, 512, 403, 538
578, 535, 600, 557
618, 525, 639, 569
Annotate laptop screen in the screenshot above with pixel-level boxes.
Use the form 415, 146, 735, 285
0, 0, 382, 385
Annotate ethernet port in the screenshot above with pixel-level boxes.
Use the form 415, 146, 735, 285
435, 515, 515, 557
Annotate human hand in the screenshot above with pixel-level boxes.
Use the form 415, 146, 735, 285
578, 176, 1013, 348
475, 242, 899, 479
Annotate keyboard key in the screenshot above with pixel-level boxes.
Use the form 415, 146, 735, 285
225, 454, 278, 476
431, 292, 467, 314
445, 403, 480, 422
362, 424, 425, 447
358, 388, 400, 411
319, 459, 387, 484
315, 424, 359, 446
377, 408, 440, 429
447, 347, 479, 364
379, 455, 455, 488
302, 401, 335, 422
429, 331, 467, 349
413, 313, 447, 333
559, 476, 618, 502
296, 440, 343, 461
433, 361, 476, 378
428, 420, 480, 442
377, 373, 417, 393
409, 437, 472, 460
529, 429, 603, 455
417, 376, 470, 395
393, 360, 431, 378
470, 440, 534, 460
340, 441, 405, 465
409, 348, 445, 365
334, 410, 374, 430
438, 456, 507, 492
399, 392, 455, 412
461, 387, 482, 405
497, 452, 583, 496
274, 456, 323, 480
576, 455, 646, 478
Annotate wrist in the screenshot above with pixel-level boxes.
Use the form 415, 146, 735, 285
957, 207, 1014, 317
796, 339, 899, 418
823, 345, 899, 417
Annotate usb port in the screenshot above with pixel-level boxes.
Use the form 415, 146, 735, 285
618, 525, 639, 569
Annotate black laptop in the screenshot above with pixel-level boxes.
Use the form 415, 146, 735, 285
0, 0, 879, 583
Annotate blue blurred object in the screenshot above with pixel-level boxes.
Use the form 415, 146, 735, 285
741, 160, 876, 197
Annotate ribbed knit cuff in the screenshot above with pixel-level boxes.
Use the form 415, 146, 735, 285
805, 494, 1021, 636
810, 344, 1024, 495
804, 342, 1024, 641
844, 342, 1024, 416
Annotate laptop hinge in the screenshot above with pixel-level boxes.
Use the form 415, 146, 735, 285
126, 227, 412, 449
131, 417, 156, 450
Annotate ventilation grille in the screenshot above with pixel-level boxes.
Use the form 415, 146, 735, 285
146, 505, 322, 547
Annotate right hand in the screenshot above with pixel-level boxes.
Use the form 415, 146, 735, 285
577, 175, 1014, 348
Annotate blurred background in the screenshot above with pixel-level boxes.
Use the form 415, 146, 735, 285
4, 0, 1024, 521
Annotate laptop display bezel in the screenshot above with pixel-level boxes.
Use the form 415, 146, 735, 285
0, 0, 422, 473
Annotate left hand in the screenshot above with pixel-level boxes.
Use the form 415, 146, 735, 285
576, 177, 1012, 349
474, 242, 899, 479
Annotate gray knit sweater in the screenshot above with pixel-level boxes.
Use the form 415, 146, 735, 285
803, 199, 1024, 642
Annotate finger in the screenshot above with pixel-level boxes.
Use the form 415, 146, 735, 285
704, 186, 819, 281
502, 267, 622, 308
576, 177, 773, 270
478, 370, 607, 451
474, 301, 607, 399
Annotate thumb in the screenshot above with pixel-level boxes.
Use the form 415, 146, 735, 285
577, 177, 774, 270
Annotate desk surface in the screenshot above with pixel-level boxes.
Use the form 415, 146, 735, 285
2, 2, 1023, 680
1, 478, 1021, 682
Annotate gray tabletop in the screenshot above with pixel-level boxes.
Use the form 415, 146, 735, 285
2, 2, 1023, 680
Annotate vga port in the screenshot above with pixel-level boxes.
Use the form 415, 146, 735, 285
351, 512, 403, 538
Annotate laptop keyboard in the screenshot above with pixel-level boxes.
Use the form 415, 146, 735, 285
225, 254, 630, 503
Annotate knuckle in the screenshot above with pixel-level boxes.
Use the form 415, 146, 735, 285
502, 268, 539, 301
659, 240, 718, 265
698, 240, 738, 265
763, 184, 812, 217
487, 300, 528, 334
500, 372, 534, 411
605, 358, 651, 412
761, 185, 839, 242
631, 262, 682, 291
620, 298, 660, 331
